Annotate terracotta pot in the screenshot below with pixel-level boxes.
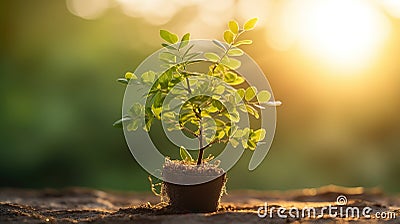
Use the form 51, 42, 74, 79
163, 173, 226, 213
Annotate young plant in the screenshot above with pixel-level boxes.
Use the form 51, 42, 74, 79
114, 18, 270, 166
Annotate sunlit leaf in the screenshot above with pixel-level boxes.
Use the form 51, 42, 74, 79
179, 33, 190, 49
217, 130, 225, 139
182, 44, 194, 58
141, 71, 156, 83
117, 78, 128, 85
266, 101, 282, 107
125, 72, 137, 80
180, 146, 194, 162
257, 90, 271, 103
245, 104, 259, 119
223, 30, 234, 44
159, 52, 176, 64
228, 48, 244, 56
236, 88, 245, 99
112, 116, 132, 128
144, 116, 153, 132
246, 139, 257, 150
245, 86, 257, 101
130, 103, 143, 115
228, 76, 245, 85
161, 43, 176, 50
233, 40, 253, 47
204, 52, 220, 62
253, 104, 265, 109
227, 110, 240, 122
228, 20, 239, 34
185, 52, 202, 61
160, 29, 179, 44
214, 85, 225, 95
212, 100, 223, 111
224, 71, 237, 82
221, 56, 241, 70
252, 128, 266, 141
230, 138, 239, 147
243, 17, 258, 31
151, 106, 162, 120
212, 40, 226, 51
127, 119, 139, 131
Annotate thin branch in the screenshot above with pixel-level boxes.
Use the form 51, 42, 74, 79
180, 125, 198, 138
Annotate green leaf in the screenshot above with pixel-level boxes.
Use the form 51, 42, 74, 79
117, 78, 128, 85
159, 52, 176, 64
223, 30, 234, 44
160, 29, 179, 44
180, 146, 194, 162
125, 72, 137, 80
204, 52, 220, 62
237, 88, 245, 99
141, 71, 156, 83
217, 130, 225, 139
227, 48, 244, 56
233, 40, 253, 47
212, 100, 223, 111
151, 105, 162, 120
228, 76, 245, 85
224, 71, 237, 82
252, 128, 266, 141
230, 138, 239, 147
245, 86, 257, 101
161, 43, 176, 50
227, 110, 240, 122
234, 89, 244, 103
153, 92, 165, 108
127, 119, 139, 131
246, 139, 257, 150
144, 115, 153, 132
214, 85, 225, 95
212, 40, 226, 51
179, 33, 190, 49
182, 44, 194, 58
221, 56, 241, 70
130, 103, 143, 115
112, 117, 132, 128
245, 104, 259, 119
228, 20, 239, 34
244, 17, 258, 31
185, 52, 202, 61
257, 90, 271, 103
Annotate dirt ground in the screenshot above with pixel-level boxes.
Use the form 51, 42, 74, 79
0, 185, 398, 223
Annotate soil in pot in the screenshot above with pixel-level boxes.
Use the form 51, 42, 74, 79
162, 159, 226, 213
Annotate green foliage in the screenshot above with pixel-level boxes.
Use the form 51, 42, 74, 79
243, 17, 258, 31
180, 146, 194, 163
115, 18, 270, 164
160, 30, 179, 44
228, 20, 239, 34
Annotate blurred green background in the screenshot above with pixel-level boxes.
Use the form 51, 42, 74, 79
0, 0, 399, 193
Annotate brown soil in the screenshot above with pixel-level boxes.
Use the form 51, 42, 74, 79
0, 185, 399, 223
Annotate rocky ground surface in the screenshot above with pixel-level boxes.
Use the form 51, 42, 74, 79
0, 185, 399, 223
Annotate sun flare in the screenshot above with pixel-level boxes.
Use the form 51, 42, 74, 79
297, 0, 390, 69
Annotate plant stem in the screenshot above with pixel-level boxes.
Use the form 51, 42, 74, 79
196, 109, 204, 165
186, 77, 192, 94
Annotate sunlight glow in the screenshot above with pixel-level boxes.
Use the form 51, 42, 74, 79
66, 0, 110, 20
380, 0, 400, 18
65, 0, 394, 72
298, 0, 391, 69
